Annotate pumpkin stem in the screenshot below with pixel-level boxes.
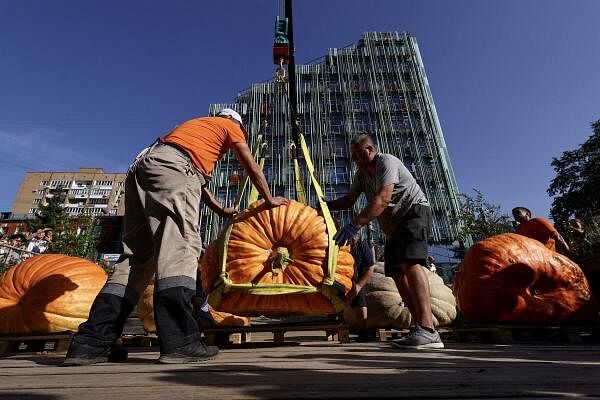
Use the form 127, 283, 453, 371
270, 247, 294, 276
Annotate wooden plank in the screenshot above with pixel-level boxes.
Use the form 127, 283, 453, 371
0, 343, 600, 399
203, 322, 350, 344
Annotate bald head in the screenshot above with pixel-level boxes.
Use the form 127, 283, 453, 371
350, 134, 378, 168
350, 134, 376, 151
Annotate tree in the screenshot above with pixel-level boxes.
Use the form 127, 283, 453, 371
455, 189, 513, 245
49, 214, 99, 259
30, 188, 99, 260
548, 120, 600, 229
30, 188, 67, 232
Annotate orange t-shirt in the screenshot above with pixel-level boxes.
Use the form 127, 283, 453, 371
162, 117, 246, 175
516, 217, 557, 251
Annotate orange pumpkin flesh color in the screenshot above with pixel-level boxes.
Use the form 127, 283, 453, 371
0, 254, 107, 334
201, 200, 355, 316
454, 233, 599, 323
137, 284, 250, 333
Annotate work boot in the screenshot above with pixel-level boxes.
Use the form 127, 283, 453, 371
61, 341, 128, 366
390, 325, 444, 349
157, 340, 219, 364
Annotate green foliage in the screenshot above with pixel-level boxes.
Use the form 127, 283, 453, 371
29, 188, 99, 260
0, 260, 16, 275
548, 120, 600, 229
455, 189, 513, 245
29, 189, 67, 232
548, 120, 600, 258
48, 215, 99, 259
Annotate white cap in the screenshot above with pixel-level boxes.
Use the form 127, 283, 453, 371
217, 108, 243, 126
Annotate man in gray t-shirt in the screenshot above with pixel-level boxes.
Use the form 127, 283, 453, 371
327, 134, 443, 349
350, 152, 429, 236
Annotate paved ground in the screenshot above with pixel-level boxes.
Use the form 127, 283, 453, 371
1, 333, 599, 399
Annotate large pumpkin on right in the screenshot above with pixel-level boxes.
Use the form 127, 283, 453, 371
454, 233, 599, 323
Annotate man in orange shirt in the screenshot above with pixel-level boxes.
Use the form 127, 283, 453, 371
64, 109, 288, 366
512, 207, 570, 253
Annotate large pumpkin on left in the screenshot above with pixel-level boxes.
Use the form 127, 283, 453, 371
0, 254, 107, 334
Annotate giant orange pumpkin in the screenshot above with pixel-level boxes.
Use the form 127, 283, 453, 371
137, 283, 250, 333
201, 200, 354, 316
0, 254, 108, 334
454, 233, 599, 323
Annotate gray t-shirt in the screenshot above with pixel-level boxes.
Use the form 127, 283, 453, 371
350, 153, 429, 235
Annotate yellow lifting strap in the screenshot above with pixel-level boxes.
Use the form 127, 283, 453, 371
288, 142, 307, 205
298, 133, 338, 286
247, 157, 264, 204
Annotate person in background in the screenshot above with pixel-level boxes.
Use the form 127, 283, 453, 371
5, 233, 27, 264
43, 228, 53, 248
25, 228, 48, 255
426, 256, 437, 274
346, 230, 375, 341
64, 108, 288, 366
326, 133, 443, 349
512, 207, 570, 254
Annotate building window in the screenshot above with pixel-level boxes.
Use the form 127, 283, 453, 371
95, 180, 113, 186
28, 208, 37, 214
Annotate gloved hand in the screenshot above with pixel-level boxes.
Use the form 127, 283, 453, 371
333, 223, 359, 246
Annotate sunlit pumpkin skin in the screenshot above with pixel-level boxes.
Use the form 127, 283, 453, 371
343, 263, 457, 329
201, 200, 355, 316
454, 233, 599, 323
0, 254, 108, 334
137, 284, 250, 333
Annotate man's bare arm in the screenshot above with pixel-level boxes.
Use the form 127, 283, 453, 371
232, 142, 288, 208
352, 184, 394, 227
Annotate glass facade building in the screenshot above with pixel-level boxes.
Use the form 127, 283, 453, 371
201, 32, 461, 249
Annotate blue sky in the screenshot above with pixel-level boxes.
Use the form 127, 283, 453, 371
1, 0, 599, 219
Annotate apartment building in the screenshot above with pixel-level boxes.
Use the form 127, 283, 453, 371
11, 168, 126, 217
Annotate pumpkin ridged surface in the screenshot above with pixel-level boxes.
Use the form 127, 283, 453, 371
453, 233, 599, 323
343, 263, 457, 329
201, 200, 354, 316
137, 284, 250, 333
0, 254, 107, 334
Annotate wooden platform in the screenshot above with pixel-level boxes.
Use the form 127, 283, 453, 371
378, 324, 600, 345
0, 332, 73, 354
203, 321, 350, 346
1, 339, 599, 399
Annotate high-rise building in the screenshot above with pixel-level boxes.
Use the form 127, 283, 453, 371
11, 168, 126, 217
202, 32, 462, 248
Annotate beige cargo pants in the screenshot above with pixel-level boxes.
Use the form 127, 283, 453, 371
76, 142, 206, 352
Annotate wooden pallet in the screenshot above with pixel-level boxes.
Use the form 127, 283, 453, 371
203, 322, 350, 346
377, 324, 600, 345
119, 334, 158, 347
449, 324, 600, 344
377, 328, 408, 342
0, 332, 74, 354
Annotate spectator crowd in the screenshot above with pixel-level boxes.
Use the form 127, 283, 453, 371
0, 228, 53, 266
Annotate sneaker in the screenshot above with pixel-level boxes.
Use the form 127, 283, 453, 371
390, 325, 444, 349
157, 340, 219, 364
61, 342, 128, 366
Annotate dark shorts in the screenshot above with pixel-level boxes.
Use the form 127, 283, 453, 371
350, 287, 367, 308
384, 204, 432, 277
